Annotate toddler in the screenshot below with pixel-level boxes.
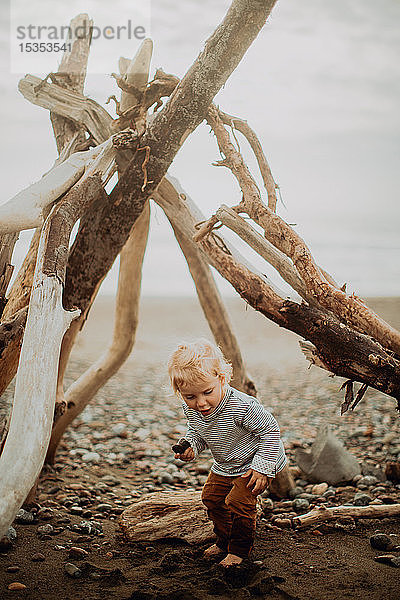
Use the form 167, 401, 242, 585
168, 338, 287, 567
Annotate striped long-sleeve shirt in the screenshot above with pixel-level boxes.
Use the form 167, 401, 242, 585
182, 385, 287, 478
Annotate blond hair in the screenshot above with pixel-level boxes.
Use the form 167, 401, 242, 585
168, 338, 233, 394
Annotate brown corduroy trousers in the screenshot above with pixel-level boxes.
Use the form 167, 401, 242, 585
201, 471, 257, 558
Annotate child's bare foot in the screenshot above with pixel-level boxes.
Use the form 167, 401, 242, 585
219, 553, 243, 567
203, 544, 226, 559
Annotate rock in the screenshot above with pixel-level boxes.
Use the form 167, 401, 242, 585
312, 483, 328, 495
358, 476, 378, 487
322, 487, 336, 499
292, 498, 310, 513
158, 472, 174, 484
261, 498, 274, 513
69, 546, 89, 560
6, 566, 20, 573
272, 518, 292, 529
207, 576, 231, 595
361, 463, 385, 481
295, 424, 361, 485
70, 505, 83, 515
37, 524, 54, 535
81, 452, 100, 463
295, 493, 317, 501
15, 508, 36, 524
288, 486, 304, 499
95, 503, 113, 512
370, 534, 395, 551
334, 516, 356, 530
64, 562, 82, 578
71, 520, 103, 536
0, 526, 17, 552
37, 507, 54, 520
374, 554, 399, 567
8, 582, 27, 590
31, 553, 45, 562
353, 493, 372, 506
119, 490, 214, 543
111, 422, 128, 436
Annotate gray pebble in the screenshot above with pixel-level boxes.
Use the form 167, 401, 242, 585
81, 452, 100, 463
353, 493, 372, 506
288, 487, 304, 499
159, 472, 174, 484
64, 562, 82, 578
358, 476, 379, 487
15, 509, 35, 524
292, 498, 310, 513
37, 524, 54, 535
295, 493, 317, 501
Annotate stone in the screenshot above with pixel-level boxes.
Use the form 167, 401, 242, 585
312, 483, 328, 495
70, 505, 83, 515
31, 553, 45, 562
96, 503, 113, 512
37, 524, 54, 535
15, 508, 35, 524
295, 424, 361, 485
6, 566, 20, 573
119, 490, 214, 543
158, 472, 174, 484
288, 486, 304, 499
357, 476, 378, 487
292, 498, 310, 513
64, 562, 82, 578
69, 546, 89, 560
81, 452, 101, 463
370, 534, 395, 551
112, 423, 128, 436
71, 520, 103, 536
8, 582, 27, 590
374, 554, 399, 567
353, 493, 372, 506
0, 526, 17, 552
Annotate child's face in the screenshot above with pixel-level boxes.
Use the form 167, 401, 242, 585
179, 374, 225, 417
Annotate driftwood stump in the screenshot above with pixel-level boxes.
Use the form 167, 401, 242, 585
119, 490, 214, 544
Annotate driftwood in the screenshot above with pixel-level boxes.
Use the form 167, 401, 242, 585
153, 177, 400, 400
19, 74, 113, 145
197, 105, 400, 357
0, 141, 115, 235
292, 503, 400, 529
0, 169, 107, 537
119, 490, 214, 544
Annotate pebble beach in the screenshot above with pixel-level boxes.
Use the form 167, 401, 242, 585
0, 295, 399, 599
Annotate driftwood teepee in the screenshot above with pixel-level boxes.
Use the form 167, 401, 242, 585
0, 1, 399, 538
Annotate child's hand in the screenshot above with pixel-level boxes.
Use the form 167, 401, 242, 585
241, 468, 271, 495
174, 447, 195, 461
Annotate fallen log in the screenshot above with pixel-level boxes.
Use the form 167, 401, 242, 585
292, 503, 400, 529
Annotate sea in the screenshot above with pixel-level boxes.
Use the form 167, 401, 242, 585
1, 0, 399, 298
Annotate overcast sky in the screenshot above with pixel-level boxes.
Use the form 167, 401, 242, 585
1, 0, 399, 296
